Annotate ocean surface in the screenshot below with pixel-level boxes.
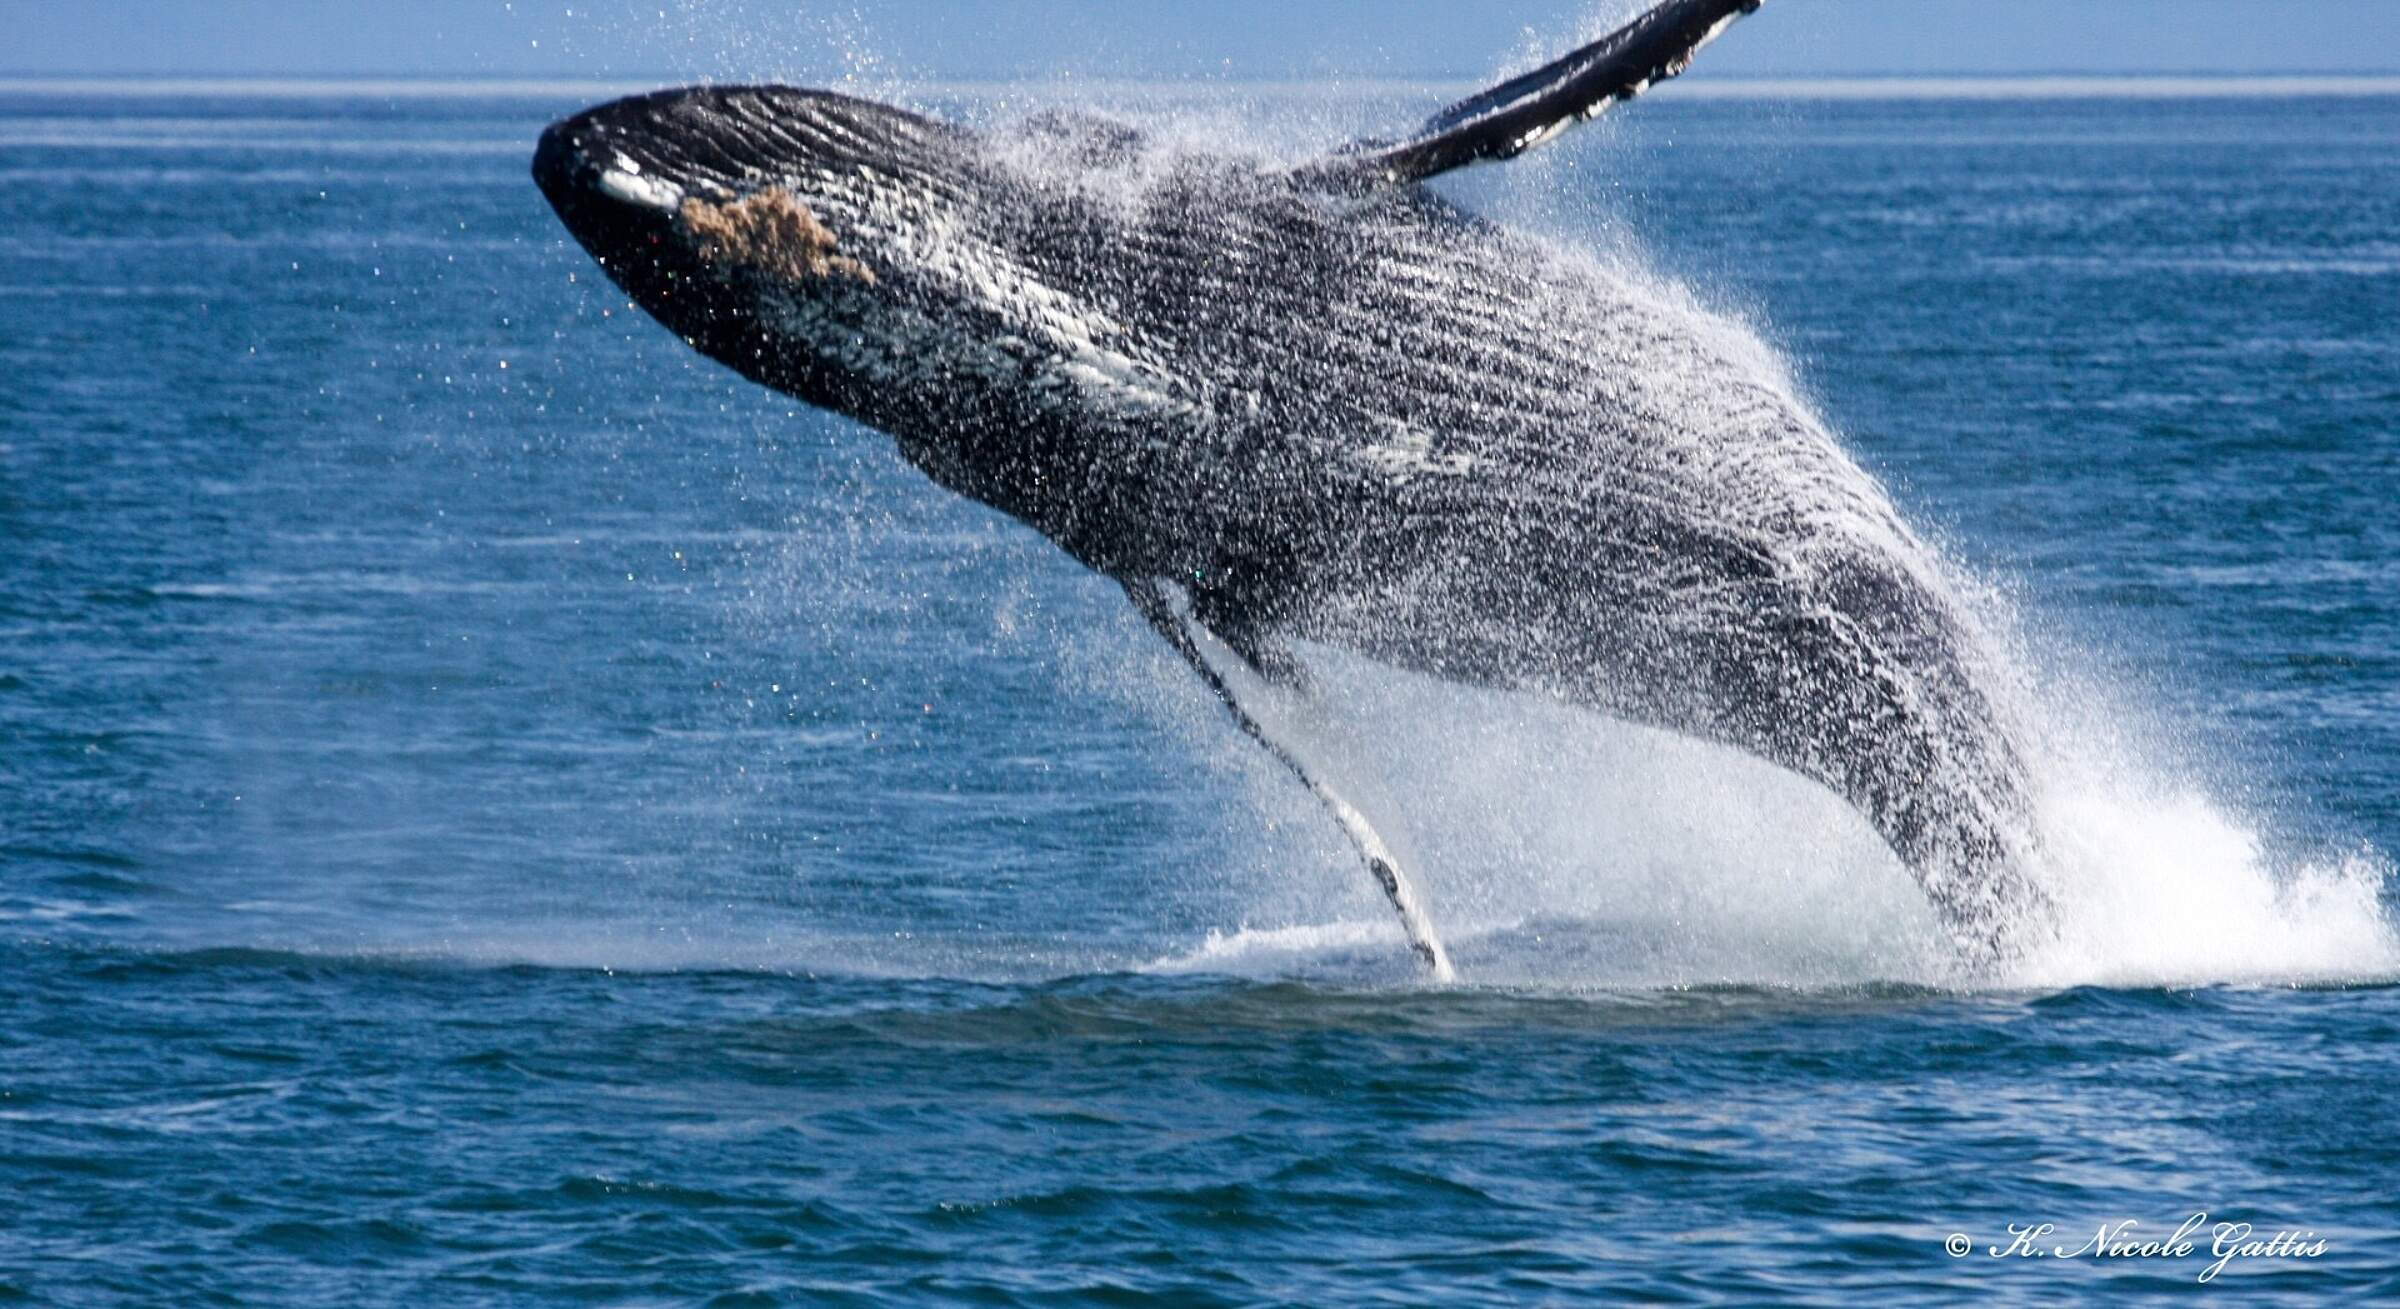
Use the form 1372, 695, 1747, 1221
5, 77, 2399, 1305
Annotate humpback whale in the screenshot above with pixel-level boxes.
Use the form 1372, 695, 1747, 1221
533, 0, 2054, 977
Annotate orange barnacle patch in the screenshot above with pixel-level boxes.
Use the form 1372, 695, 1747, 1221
678, 188, 877, 286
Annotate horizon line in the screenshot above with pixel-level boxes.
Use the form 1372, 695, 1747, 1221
7, 68, 2400, 81
4, 72, 2400, 103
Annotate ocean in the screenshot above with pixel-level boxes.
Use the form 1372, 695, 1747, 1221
4, 78, 2398, 1304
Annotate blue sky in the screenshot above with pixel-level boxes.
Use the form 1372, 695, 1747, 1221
5, 1, 2397, 79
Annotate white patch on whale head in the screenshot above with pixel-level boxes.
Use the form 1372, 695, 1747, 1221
597, 165, 684, 211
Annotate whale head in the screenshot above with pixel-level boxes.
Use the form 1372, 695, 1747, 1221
534, 86, 1017, 428
535, 85, 1238, 549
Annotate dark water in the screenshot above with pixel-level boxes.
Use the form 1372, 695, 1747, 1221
4, 83, 2398, 1304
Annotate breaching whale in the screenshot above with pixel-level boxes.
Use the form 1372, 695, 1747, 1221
533, 0, 2054, 977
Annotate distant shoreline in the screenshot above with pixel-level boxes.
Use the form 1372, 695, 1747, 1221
3, 73, 2400, 101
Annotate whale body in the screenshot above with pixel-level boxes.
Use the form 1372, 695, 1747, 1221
533, 0, 2053, 966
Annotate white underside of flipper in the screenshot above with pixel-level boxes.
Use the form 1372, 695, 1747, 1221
1149, 586, 1457, 983
1313, 785, 1458, 983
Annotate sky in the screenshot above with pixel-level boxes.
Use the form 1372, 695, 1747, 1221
4, 0, 2398, 81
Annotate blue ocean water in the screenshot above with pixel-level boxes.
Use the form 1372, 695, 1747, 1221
4, 79, 2399, 1304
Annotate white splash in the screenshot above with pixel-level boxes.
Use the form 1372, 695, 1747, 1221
1109, 637, 2399, 992
1141, 918, 1403, 975
2000, 749, 2400, 989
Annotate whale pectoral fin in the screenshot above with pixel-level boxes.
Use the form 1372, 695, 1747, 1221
1120, 578, 1455, 981
1186, 595, 1313, 695
1298, 0, 1764, 189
